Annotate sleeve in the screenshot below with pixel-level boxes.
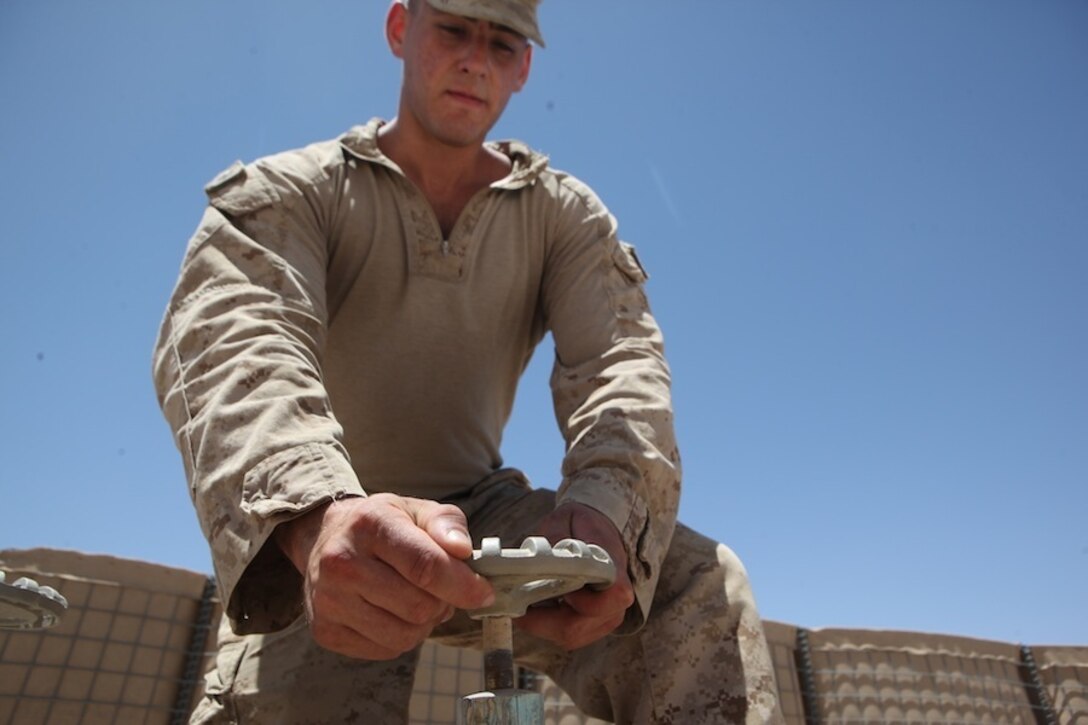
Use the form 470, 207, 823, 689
541, 176, 681, 634
152, 158, 365, 634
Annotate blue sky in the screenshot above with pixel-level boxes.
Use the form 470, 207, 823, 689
2, 1, 1085, 646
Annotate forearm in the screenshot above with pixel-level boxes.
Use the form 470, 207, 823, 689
543, 183, 681, 630
552, 340, 680, 632
153, 202, 364, 632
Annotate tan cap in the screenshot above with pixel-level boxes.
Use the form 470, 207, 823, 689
424, 0, 545, 47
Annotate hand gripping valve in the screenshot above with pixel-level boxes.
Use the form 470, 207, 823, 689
459, 536, 616, 725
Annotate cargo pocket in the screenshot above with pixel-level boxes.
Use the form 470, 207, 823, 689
191, 632, 249, 723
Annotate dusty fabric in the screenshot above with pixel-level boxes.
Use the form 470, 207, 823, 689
153, 118, 679, 635
191, 476, 783, 723
155, 119, 779, 721
425, 0, 546, 47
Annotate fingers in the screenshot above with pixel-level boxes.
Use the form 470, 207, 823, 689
516, 502, 636, 650
563, 578, 634, 617
371, 499, 494, 611
298, 494, 493, 660
516, 598, 627, 651
304, 534, 452, 658
308, 597, 447, 660
344, 555, 455, 628
515, 566, 634, 650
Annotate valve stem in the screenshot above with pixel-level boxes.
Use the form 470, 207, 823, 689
482, 616, 515, 691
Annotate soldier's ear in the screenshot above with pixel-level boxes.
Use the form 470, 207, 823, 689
387, 1, 409, 59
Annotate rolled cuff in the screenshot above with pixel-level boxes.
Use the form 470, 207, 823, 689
213, 442, 365, 634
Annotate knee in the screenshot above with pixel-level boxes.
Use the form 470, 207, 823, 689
715, 542, 760, 613
715, 542, 749, 577
657, 525, 760, 618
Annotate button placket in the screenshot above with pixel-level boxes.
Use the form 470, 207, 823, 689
405, 186, 493, 282
403, 186, 456, 280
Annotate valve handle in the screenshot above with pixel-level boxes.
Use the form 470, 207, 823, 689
465, 536, 616, 619
0, 571, 68, 631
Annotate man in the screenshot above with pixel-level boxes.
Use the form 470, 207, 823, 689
153, 0, 782, 721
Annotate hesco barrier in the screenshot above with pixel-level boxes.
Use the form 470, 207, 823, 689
2, 549, 1085, 725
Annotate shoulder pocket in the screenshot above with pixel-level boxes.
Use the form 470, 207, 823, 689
612, 241, 649, 284
204, 160, 281, 216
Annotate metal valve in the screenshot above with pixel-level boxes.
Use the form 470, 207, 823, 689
459, 537, 616, 725
466, 536, 616, 619
0, 571, 68, 631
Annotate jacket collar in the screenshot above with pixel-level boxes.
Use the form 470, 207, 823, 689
339, 118, 548, 190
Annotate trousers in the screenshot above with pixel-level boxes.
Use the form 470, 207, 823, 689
190, 473, 783, 724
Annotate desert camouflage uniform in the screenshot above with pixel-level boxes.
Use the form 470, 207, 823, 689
154, 119, 781, 723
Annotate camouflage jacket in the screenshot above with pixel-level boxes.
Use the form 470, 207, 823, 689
152, 119, 680, 634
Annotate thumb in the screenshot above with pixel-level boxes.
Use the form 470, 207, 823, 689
416, 501, 474, 560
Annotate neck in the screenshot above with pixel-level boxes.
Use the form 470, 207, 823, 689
378, 115, 503, 197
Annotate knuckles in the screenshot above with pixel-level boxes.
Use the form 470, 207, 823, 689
308, 604, 431, 660
299, 494, 462, 660
404, 544, 443, 590
311, 546, 363, 594
556, 613, 623, 651
388, 623, 433, 654
402, 596, 444, 626
317, 546, 358, 575
309, 617, 342, 651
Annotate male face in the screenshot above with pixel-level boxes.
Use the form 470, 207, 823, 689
387, 0, 533, 148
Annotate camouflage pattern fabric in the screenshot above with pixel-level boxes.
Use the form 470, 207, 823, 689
191, 474, 782, 724
153, 121, 680, 638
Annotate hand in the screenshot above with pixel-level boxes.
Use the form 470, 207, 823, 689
275, 493, 494, 660
515, 502, 635, 651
